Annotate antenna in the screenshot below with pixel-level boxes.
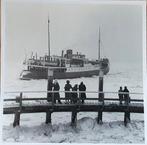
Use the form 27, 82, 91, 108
98, 26, 101, 60
48, 15, 50, 61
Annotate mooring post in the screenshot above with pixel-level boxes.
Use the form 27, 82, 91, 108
13, 92, 23, 127
13, 110, 21, 127
124, 111, 130, 126
19, 92, 23, 111
97, 71, 104, 124
97, 107, 103, 124
98, 71, 104, 103
47, 70, 54, 102
71, 110, 77, 127
124, 100, 131, 126
46, 111, 52, 124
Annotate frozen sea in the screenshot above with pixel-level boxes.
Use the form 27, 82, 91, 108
2, 62, 144, 143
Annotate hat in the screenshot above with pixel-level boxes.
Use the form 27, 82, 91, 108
66, 80, 70, 83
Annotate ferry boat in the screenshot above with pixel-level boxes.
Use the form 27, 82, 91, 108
20, 19, 110, 80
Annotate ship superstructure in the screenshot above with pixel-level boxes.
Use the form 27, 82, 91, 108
20, 18, 110, 80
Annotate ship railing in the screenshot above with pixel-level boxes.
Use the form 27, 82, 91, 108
24, 64, 100, 70
3, 90, 143, 107
67, 65, 99, 72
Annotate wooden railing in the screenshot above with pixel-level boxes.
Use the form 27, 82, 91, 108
3, 90, 144, 127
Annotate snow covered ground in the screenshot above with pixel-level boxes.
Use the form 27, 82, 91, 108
3, 117, 144, 143
2, 62, 144, 143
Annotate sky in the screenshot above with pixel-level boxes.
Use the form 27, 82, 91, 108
3, 0, 144, 70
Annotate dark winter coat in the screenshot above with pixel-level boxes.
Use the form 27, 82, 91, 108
118, 89, 123, 101
64, 83, 72, 99
123, 88, 130, 103
71, 85, 78, 103
79, 83, 86, 100
47, 80, 53, 101
53, 82, 60, 100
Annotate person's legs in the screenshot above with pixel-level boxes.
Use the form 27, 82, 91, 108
47, 93, 52, 102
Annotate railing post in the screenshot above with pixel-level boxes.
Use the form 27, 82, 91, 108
19, 92, 22, 111
98, 71, 104, 103
52, 90, 54, 108
97, 71, 104, 124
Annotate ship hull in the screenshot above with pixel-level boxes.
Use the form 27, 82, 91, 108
20, 66, 109, 80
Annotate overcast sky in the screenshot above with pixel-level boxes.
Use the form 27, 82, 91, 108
4, 0, 144, 68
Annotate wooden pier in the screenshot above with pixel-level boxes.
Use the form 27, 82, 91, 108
3, 72, 144, 127
3, 93, 144, 127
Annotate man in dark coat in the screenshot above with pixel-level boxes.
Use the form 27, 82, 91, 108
123, 86, 130, 105
53, 80, 62, 104
64, 80, 72, 104
71, 84, 78, 104
47, 77, 53, 102
79, 82, 86, 104
118, 86, 123, 104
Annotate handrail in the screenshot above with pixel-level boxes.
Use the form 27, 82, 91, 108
4, 97, 143, 102
3, 90, 143, 95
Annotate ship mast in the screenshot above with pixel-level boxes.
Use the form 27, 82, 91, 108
48, 16, 50, 61
98, 27, 101, 60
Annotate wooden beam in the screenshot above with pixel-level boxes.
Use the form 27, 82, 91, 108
46, 111, 52, 124
3, 103, 144, 114
13, 110, 20, 127
97, 103, 103, 124
71, 111, 77, 127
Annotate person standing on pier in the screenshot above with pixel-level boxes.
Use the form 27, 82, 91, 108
118, 86, 123, 104
123, 86, 130, 105
53, 80, 62, 104
47, 77, 54, 102
79, 82, 86, 104
64, 80, 72, 104
71, 84, 78, 104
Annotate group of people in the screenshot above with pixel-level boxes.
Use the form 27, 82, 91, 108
118, 86, 130, 104
47, 78, 86, 104
64, 80, 86, 104
47, 77, 131, 105
47, 78, 62, 104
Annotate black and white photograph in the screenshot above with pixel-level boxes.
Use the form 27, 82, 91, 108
1, 0, 146, 143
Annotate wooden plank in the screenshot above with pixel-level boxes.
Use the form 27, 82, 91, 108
3, 103, 144, 114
